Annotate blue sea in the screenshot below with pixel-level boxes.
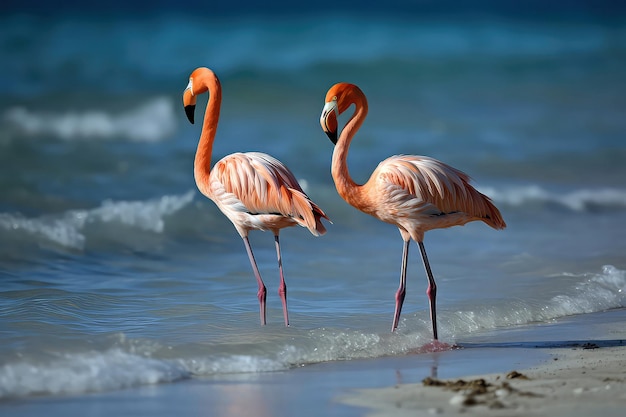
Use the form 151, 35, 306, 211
1, 1, 625, 411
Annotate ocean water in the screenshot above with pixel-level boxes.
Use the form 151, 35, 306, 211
1, 5, 626, 401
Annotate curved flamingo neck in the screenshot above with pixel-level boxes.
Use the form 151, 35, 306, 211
332, 92, 368, 206
194, 73, 222, 197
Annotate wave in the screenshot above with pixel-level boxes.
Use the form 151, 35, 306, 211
479, 185, 626, 212
549, 265, 626, 316
0, 349, 189, 398
0, 264, 622, 399
441, 265, 626, 333
2, 97, 176, 142
0, 184, 622, 252
0, 191, 195, 250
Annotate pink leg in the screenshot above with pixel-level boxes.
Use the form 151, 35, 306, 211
274, 234, 289, 327
242, 236, 267, 325
418, 241, 438, 340
392, 239, 410, 331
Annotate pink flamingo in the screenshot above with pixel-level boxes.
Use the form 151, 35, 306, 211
183, 67, 330, 326
320, 82, 506, 339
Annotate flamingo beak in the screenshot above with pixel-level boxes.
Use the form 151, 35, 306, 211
183, 80, 197, 124
184, 104, 196, 124
320, 101, 338, 145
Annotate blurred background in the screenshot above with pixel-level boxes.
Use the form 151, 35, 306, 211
1, 0, 625, 235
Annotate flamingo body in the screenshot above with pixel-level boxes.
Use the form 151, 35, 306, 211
184, 67, 329, 326
359, 154, 504, 242
208, 151, 327, 238
320, 82, 505, 339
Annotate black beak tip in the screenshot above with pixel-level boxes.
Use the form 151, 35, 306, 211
326, 130, 338, 145
184, 105, 196, 124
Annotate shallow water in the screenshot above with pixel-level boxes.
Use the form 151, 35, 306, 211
1, 4, 625, 400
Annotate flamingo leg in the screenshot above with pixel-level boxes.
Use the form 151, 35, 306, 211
274, 234, 289, 327
242, 236, 267, 325
418, 241, 438, 340
392, 239, 410, 331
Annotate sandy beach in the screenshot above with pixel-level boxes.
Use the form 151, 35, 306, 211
341, 311, 626, 417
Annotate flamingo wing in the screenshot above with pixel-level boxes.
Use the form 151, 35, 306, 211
210, 152, 329, 235
372, 155, 504, 228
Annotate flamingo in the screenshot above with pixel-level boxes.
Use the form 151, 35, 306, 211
319, 83, 506, 340
183, 67, 330, 326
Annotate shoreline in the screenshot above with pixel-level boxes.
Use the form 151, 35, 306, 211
3, 310, 625, 417
340, 329, 626, 416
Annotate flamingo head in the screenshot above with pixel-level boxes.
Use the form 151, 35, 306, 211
320, 82, 362, 145
182, 67, 213, 124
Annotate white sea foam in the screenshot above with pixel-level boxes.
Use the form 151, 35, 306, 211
548, 265, 626, 317
0, 266, 622, 399
441, 265, 626, 338
0, 191, 195, 249
479, 185, 626, 211
169, 331, 416, 379
91, 192, 195, 233
0, 324, 429, 398
0, 349, 188, 399
0, 348, 297, 399
2, 97, 176, 142
181, 355, 289, 375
